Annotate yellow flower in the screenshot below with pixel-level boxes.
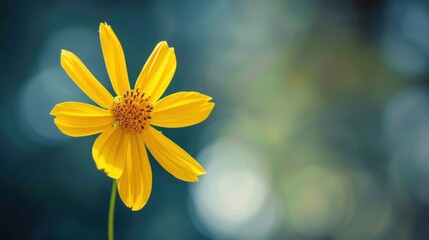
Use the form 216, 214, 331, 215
50, 23, 214, 211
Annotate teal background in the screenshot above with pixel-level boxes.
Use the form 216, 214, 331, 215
2, 0, 429, 239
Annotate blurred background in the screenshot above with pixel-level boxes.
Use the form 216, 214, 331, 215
2, 0, 429, 239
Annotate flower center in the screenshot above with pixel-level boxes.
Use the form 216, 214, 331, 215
112, 88, 153, 133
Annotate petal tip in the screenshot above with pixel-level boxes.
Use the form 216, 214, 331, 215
99, 22, 111, 34
105, 170, 122, 180
100, 22, 109, 28
104, 165, 124, 179
60, 49, 70, 56
156, 41, 169, 49
50, 104, 60, 116
131, 202, 148, 211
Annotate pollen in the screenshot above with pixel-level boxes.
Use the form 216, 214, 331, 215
112, 88, 153, 133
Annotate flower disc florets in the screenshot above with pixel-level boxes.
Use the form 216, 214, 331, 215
112, 88, 153, 133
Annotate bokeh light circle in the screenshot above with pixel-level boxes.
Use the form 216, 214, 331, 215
17, 27, 106, 145
190, 138, 279, 239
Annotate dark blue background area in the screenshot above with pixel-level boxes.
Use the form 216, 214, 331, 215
2, 0, 429, 239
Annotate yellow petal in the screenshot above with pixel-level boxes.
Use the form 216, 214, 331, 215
134, 41, 176, 102
61, 50, 114, 109
99, 22, 131, 96
92, 126, 128, 179
151, 91, 215, 128
50, 102, 114, 137
143, 126, 206, 182
117, 133, 152, 211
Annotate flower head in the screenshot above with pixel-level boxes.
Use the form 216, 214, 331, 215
51, 23, 214, 211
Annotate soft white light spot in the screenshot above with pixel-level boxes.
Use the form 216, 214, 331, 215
190, 139, 278, 239
18, 67, 88, 145
17, 26, 108, 145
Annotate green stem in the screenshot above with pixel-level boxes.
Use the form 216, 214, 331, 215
108, 180, 117, 240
